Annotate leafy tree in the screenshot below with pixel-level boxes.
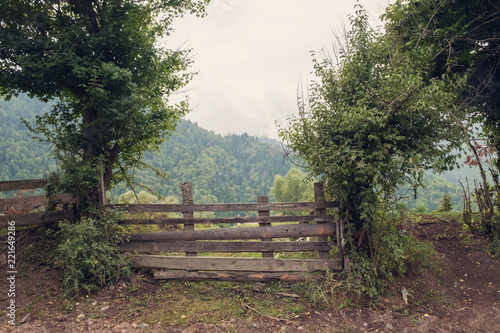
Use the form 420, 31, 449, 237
270, 168, 315, 216
382, 0, 500, 244
438, 193, 453, 212
271, 167, 313, 199
278, 4, 465, 248
0, 0, 208, 213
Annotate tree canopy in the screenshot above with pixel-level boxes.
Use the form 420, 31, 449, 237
0, 0, 208, 212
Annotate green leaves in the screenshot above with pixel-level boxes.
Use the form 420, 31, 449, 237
0, 0, 208, 211
279, 3, 466, 243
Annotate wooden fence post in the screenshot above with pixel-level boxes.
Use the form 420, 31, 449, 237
257, 196, 273, 258
314, 182, 329, 259
180, 182, 196, 257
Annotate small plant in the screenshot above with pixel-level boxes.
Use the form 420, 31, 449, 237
55, 209, 131, 298
438, 194, 453, 212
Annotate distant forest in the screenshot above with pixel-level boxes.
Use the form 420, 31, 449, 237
0, 95, 482, 212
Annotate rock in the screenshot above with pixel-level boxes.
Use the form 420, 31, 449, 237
101, 305, 110, 312
20, 313, 31, 324
131, 323, 138, 328
480, 256, 492, 263
76, 313, 85, 320
137, 323, 149, 329
252, 282, 266, 292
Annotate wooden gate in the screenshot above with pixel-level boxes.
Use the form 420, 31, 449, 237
114, 182, 344, 282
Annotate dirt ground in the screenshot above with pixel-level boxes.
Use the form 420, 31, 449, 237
1, 217, 499, 333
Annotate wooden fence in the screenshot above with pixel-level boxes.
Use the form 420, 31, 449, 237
0, 179, 74, 228
0, 179, 345, 282
112, 182, 344, 282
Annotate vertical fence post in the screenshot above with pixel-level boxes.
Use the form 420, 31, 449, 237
180, 182, 196, 257
257, 196, 273, 258
314, 182, 330, 259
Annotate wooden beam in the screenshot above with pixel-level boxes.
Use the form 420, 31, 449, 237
258, 196, 273, 258
118, 214, 333, 225
154, 271, 324, 282
106, 201, 339, 213
120, 241, 334, 253
314, 182, 329, 259
180, 182, 196, 257
132, 256, 342, 272
0, 209, 74, 228
0, 193, 74, 212
0, 179, 47, 192
129, 223, 336, 242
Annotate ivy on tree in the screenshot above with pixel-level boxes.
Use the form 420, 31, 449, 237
0, 0, 209, 212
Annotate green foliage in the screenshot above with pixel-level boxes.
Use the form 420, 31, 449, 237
55, 209, 131, 298
0, 0, 209, 211
278, 3, 465, 246
270, 168, 315, 215
341, 211, 439, 301
438, 194, 453, 212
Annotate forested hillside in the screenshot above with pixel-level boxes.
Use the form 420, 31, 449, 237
0, 95, 481, 211
0, 95, 291, 203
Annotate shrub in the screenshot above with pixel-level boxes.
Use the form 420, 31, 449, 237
55, 209, 131, 298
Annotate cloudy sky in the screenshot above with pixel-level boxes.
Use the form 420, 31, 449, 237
167, 0, 392, 139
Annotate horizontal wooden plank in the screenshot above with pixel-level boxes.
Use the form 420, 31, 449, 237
132, 256, 342, 272
129, 223, 336, 242
120, 241, 334, 253
106, 201, 339, 213
0, 193, 74, 212
119, 214, 333, 225
0, 209, 74, 228
0, 179, 47, 192
154, 271, 324, 282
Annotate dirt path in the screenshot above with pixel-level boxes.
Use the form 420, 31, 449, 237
1, 218, 499, 332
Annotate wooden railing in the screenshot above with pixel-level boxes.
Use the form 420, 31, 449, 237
0, 178, 344, 281
0, 179, 74, 228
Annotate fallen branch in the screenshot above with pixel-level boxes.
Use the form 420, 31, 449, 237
241, 302, 294, 324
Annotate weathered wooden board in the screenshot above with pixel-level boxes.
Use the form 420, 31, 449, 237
120, 241, 334, 253
132, 255, 342, 272
118, 214, 332, 225
0, 193, 74, 212
0, 209, 74, 228
129, 223, 336, 242
106, 201, 339, 213
0, 179, 47, 192
154, 271, 324, 282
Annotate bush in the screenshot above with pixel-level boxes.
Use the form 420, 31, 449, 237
438, 194, 453, 212
342, 209, 439, 303
55, 209, 131, 298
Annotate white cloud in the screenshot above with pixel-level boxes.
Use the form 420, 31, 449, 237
167, 0, 391, 139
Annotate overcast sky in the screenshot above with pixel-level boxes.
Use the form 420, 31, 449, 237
167, 0, 392, 139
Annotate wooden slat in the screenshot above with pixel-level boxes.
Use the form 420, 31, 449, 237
154, 271, 324, 282
106, 201, 339, 213
0, 209, 74, 228
129, 223, 336, 242
120, 241, 334, 253
132, 256, 342, 272
314, 183, 329, 260
258, 196, 273, 258
118, 214, 333, 225
0, 193, 74, 212
0, 179, 47, 192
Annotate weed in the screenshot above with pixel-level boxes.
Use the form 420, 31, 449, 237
55, 209, 131, 298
